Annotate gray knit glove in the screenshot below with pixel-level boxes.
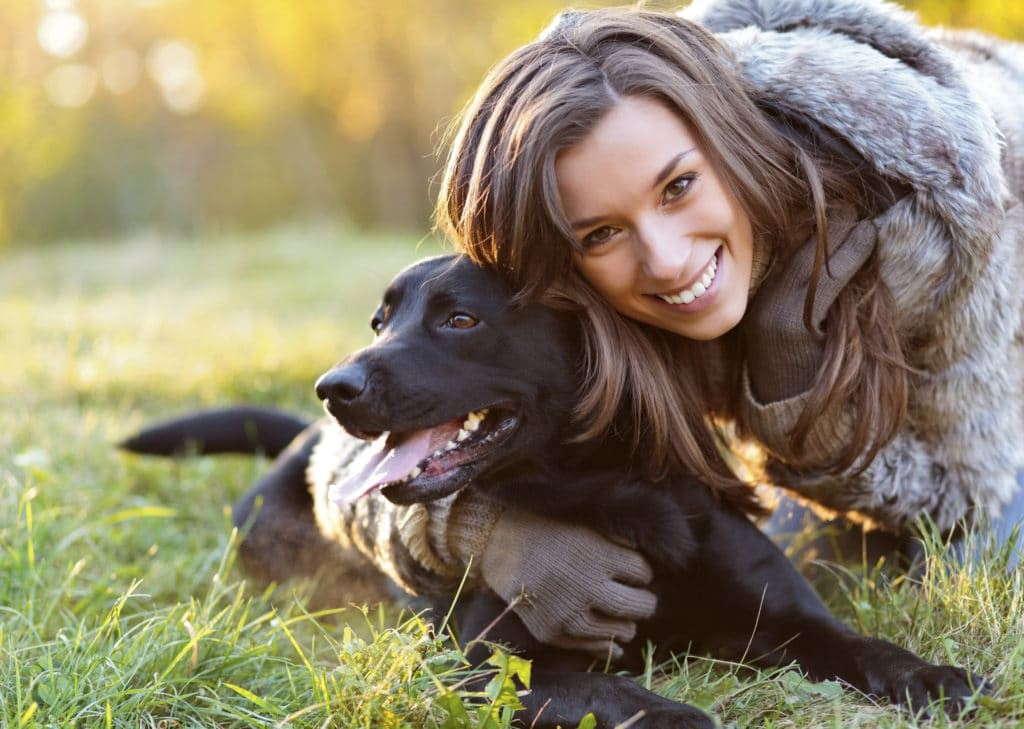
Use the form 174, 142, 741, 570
745, 206, 877, 402
474, 508, 656, 659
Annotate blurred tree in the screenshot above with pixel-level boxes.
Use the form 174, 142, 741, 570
0, 0, 1019, 247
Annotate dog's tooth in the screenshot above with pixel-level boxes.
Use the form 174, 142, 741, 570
456, 428, 470, 441
409, 466, 421, 479
444, 440, 458, 451
462, 409, 489, 433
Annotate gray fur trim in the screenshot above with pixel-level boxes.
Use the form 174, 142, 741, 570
684, 0, 1007, 244
683, 0, 953, 79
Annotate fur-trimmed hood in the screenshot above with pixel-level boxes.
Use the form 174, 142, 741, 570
683, 0, 1009, 243
684, 0, 1024, 531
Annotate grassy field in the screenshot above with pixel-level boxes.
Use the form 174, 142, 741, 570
1, 225, 1022, 727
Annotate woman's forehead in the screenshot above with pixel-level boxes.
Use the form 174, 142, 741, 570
555, 97, 701, 210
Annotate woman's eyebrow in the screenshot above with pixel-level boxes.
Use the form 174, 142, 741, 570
570, 214, 606, 231
651, 149, 695, 191
567, 148, 697, 231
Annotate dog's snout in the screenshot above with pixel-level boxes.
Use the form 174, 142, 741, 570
315, 367, 367, 404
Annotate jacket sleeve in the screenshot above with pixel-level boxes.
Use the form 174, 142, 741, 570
309, 422, 503, 598
739, 199, 1024, 533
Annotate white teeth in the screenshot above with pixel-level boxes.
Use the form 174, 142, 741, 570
658, 253, 718, 305
409, 466, 421, 479
456, 429, 470, 441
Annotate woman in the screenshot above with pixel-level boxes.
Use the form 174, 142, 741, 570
333, 0, 1024, 657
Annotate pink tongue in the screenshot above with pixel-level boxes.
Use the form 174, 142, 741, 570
328, 421, 460, 505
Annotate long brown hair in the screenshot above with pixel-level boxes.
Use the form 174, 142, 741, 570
436, 8, 907, 495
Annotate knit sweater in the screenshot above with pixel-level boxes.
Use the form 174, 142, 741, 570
314, 0, 1024, 598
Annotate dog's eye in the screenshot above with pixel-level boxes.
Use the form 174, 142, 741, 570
370, 316, 384, 334
445, 313, 478, 330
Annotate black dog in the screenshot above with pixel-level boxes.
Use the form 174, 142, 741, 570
123, 255, 986, 728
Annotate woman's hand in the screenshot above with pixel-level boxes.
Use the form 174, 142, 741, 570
744, 206, 877, 402
478, 507, 657, 659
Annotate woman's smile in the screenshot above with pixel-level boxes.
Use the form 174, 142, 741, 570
556, 95, 755, 340
650, 246, 722, 310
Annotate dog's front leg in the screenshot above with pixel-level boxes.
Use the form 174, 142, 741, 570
686, 503, 988, 715
456, 591, 714, 728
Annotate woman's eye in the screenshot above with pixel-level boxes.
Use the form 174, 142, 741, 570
662, 174, 696, 203
582, 226, 618, 249
445, 313, 478, 329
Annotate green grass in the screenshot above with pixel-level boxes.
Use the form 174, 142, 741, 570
2, 223, 1022, 727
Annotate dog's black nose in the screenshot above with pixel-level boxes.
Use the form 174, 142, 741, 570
315, 366, 367, 403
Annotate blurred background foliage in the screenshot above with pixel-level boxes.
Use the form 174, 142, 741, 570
1, 0, 1021, 248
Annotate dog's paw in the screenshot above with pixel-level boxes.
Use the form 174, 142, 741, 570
621, 497, 699, 570
874, 662, 991, 717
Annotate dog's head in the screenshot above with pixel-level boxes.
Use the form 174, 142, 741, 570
315, 255, 581, 505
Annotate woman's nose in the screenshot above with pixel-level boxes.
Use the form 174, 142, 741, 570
637, 220, 692, 281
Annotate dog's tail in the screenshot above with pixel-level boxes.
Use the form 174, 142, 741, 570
119, 406, 313, 458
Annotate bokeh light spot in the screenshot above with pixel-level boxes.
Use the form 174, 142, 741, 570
44, 64, 98, 108
146, 40, 206, 114
37, 11, 89, 58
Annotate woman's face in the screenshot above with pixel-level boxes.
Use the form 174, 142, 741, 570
555, 95, 754, 341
